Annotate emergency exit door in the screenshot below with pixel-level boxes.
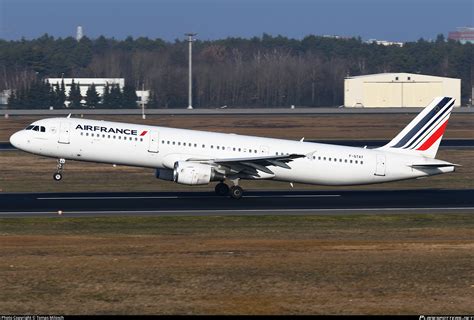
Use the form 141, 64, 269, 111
148, 130, 159, 153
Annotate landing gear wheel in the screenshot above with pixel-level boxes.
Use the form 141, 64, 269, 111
215, 182, 230, 196
230, 186, 243, 199
53, 158, 66, 181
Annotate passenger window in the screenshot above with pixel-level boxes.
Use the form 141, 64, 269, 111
202, 144, 205, 148
217, 146, 220, 150
194, 143, 197, 147
86, 132, 89, 136
140, 138, 143, 142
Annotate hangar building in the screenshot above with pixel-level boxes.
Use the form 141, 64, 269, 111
344, 73, 461, 108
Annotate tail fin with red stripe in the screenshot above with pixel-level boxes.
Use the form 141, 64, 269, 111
378, 97, 455, 158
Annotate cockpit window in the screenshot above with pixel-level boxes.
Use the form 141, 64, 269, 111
26, 125, 46, 132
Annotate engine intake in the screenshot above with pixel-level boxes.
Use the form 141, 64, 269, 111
173, 161, 224, 185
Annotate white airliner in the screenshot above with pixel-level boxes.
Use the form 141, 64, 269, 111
10, 97, 458, 199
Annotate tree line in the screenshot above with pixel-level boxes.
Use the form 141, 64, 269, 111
7, 79, 144, 109
0, 33, 472, 108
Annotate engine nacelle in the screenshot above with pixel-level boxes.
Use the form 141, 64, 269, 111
173, 161, 224, 185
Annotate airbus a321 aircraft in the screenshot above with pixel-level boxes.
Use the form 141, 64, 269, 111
10, 96, 458, 199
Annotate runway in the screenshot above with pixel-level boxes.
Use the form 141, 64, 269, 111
0, 189, 473, 217
1, 139, 474, 151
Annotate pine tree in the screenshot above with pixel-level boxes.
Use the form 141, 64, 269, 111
47, 81, 56, 108
110, 84, 123, 108
7, 90, 17, 107
146, 91, 158, 108
55, 80, 66, 108
85, 83, 100, 108
68, 79, 82, 108
102, 83, 112, 108
122, 84, 138, 108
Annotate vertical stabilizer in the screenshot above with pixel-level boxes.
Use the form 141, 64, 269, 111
378, 97, 455, 158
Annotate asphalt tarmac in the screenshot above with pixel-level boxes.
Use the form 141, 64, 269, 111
0, 189, 472, 217
1, 139, 474, 151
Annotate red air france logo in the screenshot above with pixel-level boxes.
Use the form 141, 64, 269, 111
140, 130, 148, 136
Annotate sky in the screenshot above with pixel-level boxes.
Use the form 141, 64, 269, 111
0, 0, 472, 42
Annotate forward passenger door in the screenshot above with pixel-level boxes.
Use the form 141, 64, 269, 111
58, 122, 70, 144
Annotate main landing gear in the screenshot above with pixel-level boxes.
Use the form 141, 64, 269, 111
215, 182, 230, 196
53, 158, 66, 181
215, 179, 244, 199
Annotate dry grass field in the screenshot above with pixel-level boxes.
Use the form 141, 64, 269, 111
1, 215, 473, 315
1, 113, 473, 315
1, 113, 473, 141
0, 148, 473, 192
0, 114, 473, 192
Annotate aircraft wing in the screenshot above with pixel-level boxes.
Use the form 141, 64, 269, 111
187, 153, 306, 177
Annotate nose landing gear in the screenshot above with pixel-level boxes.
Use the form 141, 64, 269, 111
53, 158, 66, 181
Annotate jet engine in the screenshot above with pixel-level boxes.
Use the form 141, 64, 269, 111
173, 161, 224, 185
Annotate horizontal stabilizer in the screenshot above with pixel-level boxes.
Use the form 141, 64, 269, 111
410, 163, 460, 168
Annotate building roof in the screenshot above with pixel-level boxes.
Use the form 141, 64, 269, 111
345, 72, 459, 80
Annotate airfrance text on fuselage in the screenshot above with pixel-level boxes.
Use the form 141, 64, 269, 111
76, 124, 140, 135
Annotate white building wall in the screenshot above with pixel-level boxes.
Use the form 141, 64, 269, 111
344, 73, 461, 107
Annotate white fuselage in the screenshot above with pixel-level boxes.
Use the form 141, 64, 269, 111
10, 117, 454, 186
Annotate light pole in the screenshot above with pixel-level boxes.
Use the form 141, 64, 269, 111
185, 33, 197, 109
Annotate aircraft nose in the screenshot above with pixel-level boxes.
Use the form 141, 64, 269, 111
9, 131, 22, 149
